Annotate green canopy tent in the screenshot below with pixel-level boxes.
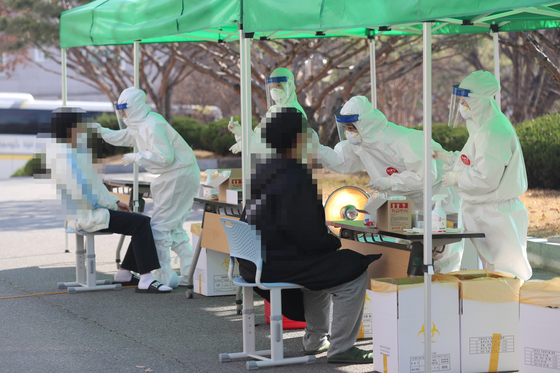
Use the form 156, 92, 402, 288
59, 2, 560, 369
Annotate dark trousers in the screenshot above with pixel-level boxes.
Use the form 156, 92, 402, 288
99, 210, 160, 274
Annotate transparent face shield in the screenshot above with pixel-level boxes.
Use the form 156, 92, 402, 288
265, 76, 290, 108
334, 107, 360, 142
448, 85, 472, 128
114, 102, 128, 129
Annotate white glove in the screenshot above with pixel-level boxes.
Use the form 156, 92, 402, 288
442, 171, 460, 187
366, 177, 393, 192
229, 142, 242, 154
433, 148, 457, 167
122, 153, 137, 166
228, 121, 241, 136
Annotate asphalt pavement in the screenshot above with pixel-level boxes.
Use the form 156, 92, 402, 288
0, 176, 374, 373
0, 176, 558, 373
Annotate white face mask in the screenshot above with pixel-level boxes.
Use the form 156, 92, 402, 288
346, 131, 362, 145
270, 86, 290, 105
459, 103, 473, 120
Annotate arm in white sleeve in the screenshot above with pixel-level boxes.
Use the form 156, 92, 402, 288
389, 142, 439, 193
97, 183, 120, 211
135, 125, 175, 169
456, 133, 510, 196
318, 139, 365, 174
99, 127, 136, 148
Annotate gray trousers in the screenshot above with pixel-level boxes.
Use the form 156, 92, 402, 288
301, 271, 367, 357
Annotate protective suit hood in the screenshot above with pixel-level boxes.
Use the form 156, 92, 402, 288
459, 71, 501, 133
269, 67, 307, 120
340, 96, 387, 143
117, 87, 152, 126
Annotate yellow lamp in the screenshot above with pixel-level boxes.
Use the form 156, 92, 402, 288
324, 186, 369, 236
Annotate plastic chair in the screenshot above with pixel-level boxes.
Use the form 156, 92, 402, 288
218, 217, 315, 370
57, 227, 122, 293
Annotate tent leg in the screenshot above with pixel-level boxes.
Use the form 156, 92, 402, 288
422, 21, 434, 373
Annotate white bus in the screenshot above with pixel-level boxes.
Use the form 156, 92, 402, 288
0, 93, 114, 179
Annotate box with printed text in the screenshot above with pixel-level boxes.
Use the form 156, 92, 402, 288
370, 275, 461, 373
447, 270, 522, 373
192, 232, 240, 296
518, 278, 560, 373
364, 198, 411, 232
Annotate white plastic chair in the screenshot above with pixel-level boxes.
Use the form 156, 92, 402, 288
57, 227, 122, 293
218, 217, 315, 370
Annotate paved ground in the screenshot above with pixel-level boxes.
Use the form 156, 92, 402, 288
0, 176, 558, 373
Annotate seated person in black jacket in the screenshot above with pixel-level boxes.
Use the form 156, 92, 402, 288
239, 107, 381, 364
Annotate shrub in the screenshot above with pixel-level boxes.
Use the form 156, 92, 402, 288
11, 153, 42, 177
411, 122, 469, 152
172, 116, 204, 150
516, 113, 560, 190
201, 116, 259, 156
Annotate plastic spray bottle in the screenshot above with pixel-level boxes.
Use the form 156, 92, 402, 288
431, 194, 447, 233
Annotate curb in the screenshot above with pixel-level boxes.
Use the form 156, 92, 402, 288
527, 238, 560, 274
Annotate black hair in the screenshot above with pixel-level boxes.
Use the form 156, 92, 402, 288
261, 107, 307, 153
38, 107, 89, 141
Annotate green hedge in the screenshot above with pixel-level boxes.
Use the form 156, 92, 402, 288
517, 113, 560, 190
411, 122, 469, 152
201, 116, 259, 156
172, 116, 205, 151
12, 114, 260, 177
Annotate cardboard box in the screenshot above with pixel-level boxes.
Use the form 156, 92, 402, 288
200, 212, 239, 254
370, 276, 461, 373
201, 169, 242, 203
226, 189, 242, 205
518, 278, 560, 372
329, 289, 374, 340
447, 270, 522, 373
192, 233, 240, 296
341, 238, 409, 288
364, 198, 411, 232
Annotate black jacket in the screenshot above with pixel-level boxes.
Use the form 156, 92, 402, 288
239, 158, 380, 320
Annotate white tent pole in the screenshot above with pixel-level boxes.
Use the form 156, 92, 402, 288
369, 38, 377, 109
61, 48, 67, 106
422, 22, 433, 373
133, 40, 140, 213
239, 29, 252, 207
493, 31, 502, 108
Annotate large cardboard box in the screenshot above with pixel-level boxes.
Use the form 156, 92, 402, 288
364, 198, 412, 232
200, 212, 240, 254
341, 238, 409, 288
447, 270, 522, 373
329, 289, 374, 340
519, 278, 560, 372
192, 232, 240, 296
370, 276, 461, 373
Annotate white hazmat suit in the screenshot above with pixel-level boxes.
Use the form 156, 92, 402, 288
320, 96, 463, 273
229, 68, 332, 161
439, 71, 532, 281
98, 88, 201, 287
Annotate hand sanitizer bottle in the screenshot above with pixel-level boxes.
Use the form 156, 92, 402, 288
431, 194, 447, 233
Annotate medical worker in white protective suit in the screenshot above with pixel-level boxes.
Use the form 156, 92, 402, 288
96, 88, 201, 288
319, 96, 463, 273
436, 70, 532, 281
228, 67, 343, 167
